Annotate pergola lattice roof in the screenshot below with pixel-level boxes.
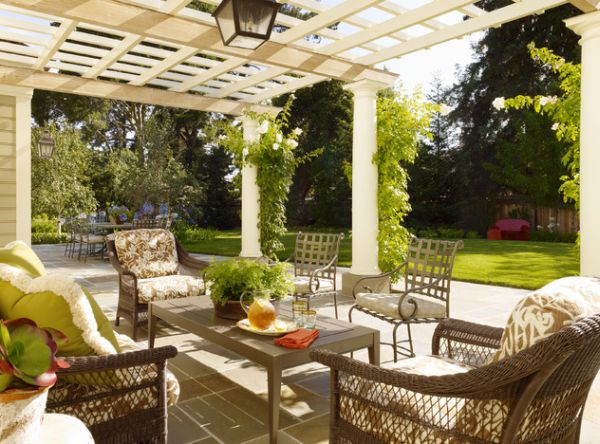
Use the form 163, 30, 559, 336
0, 0, 596, 115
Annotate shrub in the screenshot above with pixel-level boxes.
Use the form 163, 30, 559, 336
530, 230, 577, 243
32, 214, 57, 234
465, 230, 481, 239
437, 228, 465, 239
32, 232, 67, 245
418, 228, 438, 239
172, 222, 218, 242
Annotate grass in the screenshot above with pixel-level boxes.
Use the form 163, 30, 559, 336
181, 231, 579, 290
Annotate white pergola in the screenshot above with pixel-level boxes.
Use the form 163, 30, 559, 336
0, 0, 598, 292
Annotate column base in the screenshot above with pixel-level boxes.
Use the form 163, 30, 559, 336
341, 271, 390, 298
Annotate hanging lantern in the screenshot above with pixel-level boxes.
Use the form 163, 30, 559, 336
38, 129, 55, 159
213, 0, 280, 50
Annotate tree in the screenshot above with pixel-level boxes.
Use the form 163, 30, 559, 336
31, 126, 97, 218
408, 77, 460, 227
449, 0, 581, 232
275, 80, 353, 227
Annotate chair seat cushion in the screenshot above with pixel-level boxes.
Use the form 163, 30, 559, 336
136, 275, 204, 303
84, 235, 105, 244
294, 276, 334, 295
342, 356, 473, 443
356, 292, 446, 319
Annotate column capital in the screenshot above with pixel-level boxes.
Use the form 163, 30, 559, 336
343, 79, 390, 97
0, 85, 33, 98
565, 11, 600, 43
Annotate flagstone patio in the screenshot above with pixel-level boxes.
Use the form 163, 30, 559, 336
33, 244, 600, 444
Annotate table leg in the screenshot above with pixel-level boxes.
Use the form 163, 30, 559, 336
148, 304, 157, 349
368, 331, 380, 365
267, 364, 282, 444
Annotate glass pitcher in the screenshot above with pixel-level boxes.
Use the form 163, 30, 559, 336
240, 289, 276, 330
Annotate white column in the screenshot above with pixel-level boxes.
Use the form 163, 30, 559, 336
344, 79, 388, 275
566, 11, 600, 276
239, 116, 262, 258
0, 85, 32, 246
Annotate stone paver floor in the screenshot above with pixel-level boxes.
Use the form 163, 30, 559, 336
34, 245, 599, 444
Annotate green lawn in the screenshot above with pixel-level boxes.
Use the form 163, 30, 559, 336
182, 232, 579, 290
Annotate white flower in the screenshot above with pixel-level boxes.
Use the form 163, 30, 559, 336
272, 143, 280, 150
439, 104, 451, 116
292, 127, 303, 136
492, 97, 505, 110
290, 93, 296, 100
551, 122, 559, 131
218, 134, 227, 141
539, 96, 557, 106
287, 139, 298, 149
275, 132, 282, 143
242, 148, 249, 157
257, 120, 270, 134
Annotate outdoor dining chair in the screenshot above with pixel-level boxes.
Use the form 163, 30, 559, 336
288, 231, 344, 318
350, 237, 463, 361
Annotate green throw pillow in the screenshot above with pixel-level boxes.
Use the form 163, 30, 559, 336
0, 242, 120, 356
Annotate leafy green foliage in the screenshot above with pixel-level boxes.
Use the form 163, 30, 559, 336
501, 44, 581, 211
204, 260, 293, 306
172, 222, 218, 242
375, 89, 434, 274
448, 1, 581, 232
32, 126, 97, 218
220, 98, 317, 257
0, 318, 69, 391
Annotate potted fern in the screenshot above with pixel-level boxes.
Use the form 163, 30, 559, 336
204, 260, 293, 320
0, 318, 69, 443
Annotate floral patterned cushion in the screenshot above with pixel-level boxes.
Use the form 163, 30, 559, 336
114, 229, 178, 279
492, 276, 600, 362
356, 292, 446, 320
136, 275, 204, 303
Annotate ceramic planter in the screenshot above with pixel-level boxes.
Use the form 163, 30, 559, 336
0, 387, 49, 444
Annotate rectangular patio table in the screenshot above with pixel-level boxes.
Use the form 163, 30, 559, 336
148, 296, 380, 444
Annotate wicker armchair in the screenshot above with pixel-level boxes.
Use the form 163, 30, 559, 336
288, 231, 344, 318
311, 314, 600, 444
47, 345, 177, 444
350, 237, 463, 361
106, 229, 209, 340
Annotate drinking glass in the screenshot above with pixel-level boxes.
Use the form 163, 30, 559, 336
292, 300, 308, 326
302, 309, 317, 330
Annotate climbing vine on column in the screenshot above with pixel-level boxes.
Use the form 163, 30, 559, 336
375, 88, 435, 274
219, 98, 319, 258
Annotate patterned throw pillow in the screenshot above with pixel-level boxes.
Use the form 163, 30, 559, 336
113, 229, 179, 279
492, 276, 600, 362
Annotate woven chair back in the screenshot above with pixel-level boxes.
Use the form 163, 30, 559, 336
293, 232, 343, 280
404, 237, 463, 302
132, 218, 161, 229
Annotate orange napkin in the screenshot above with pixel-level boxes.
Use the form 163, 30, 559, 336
274, 328, 319, 349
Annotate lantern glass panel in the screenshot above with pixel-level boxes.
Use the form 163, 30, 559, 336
237, 0, 274, 36
215, 0, 236, 43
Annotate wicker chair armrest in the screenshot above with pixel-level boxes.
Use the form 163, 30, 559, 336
352, 262, 407, 298
176, 241, 210, 271
48, 346, 177, 443
57, 345, 178, 373
432, 319, 504, 367
310, 345, 550, 398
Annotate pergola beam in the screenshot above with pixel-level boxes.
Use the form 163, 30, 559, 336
357, 0, 567, 65
33, 19, 77, 69
209, 67, 289, 99
0, 64, 279, 116
129, 46, 197, 86
0, 0, 397, 85
321, 0, 476, 56
171, 57, 247, 93
568, 0, 599, 12
245, 74, 327, 103
83, 35, 143, 78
